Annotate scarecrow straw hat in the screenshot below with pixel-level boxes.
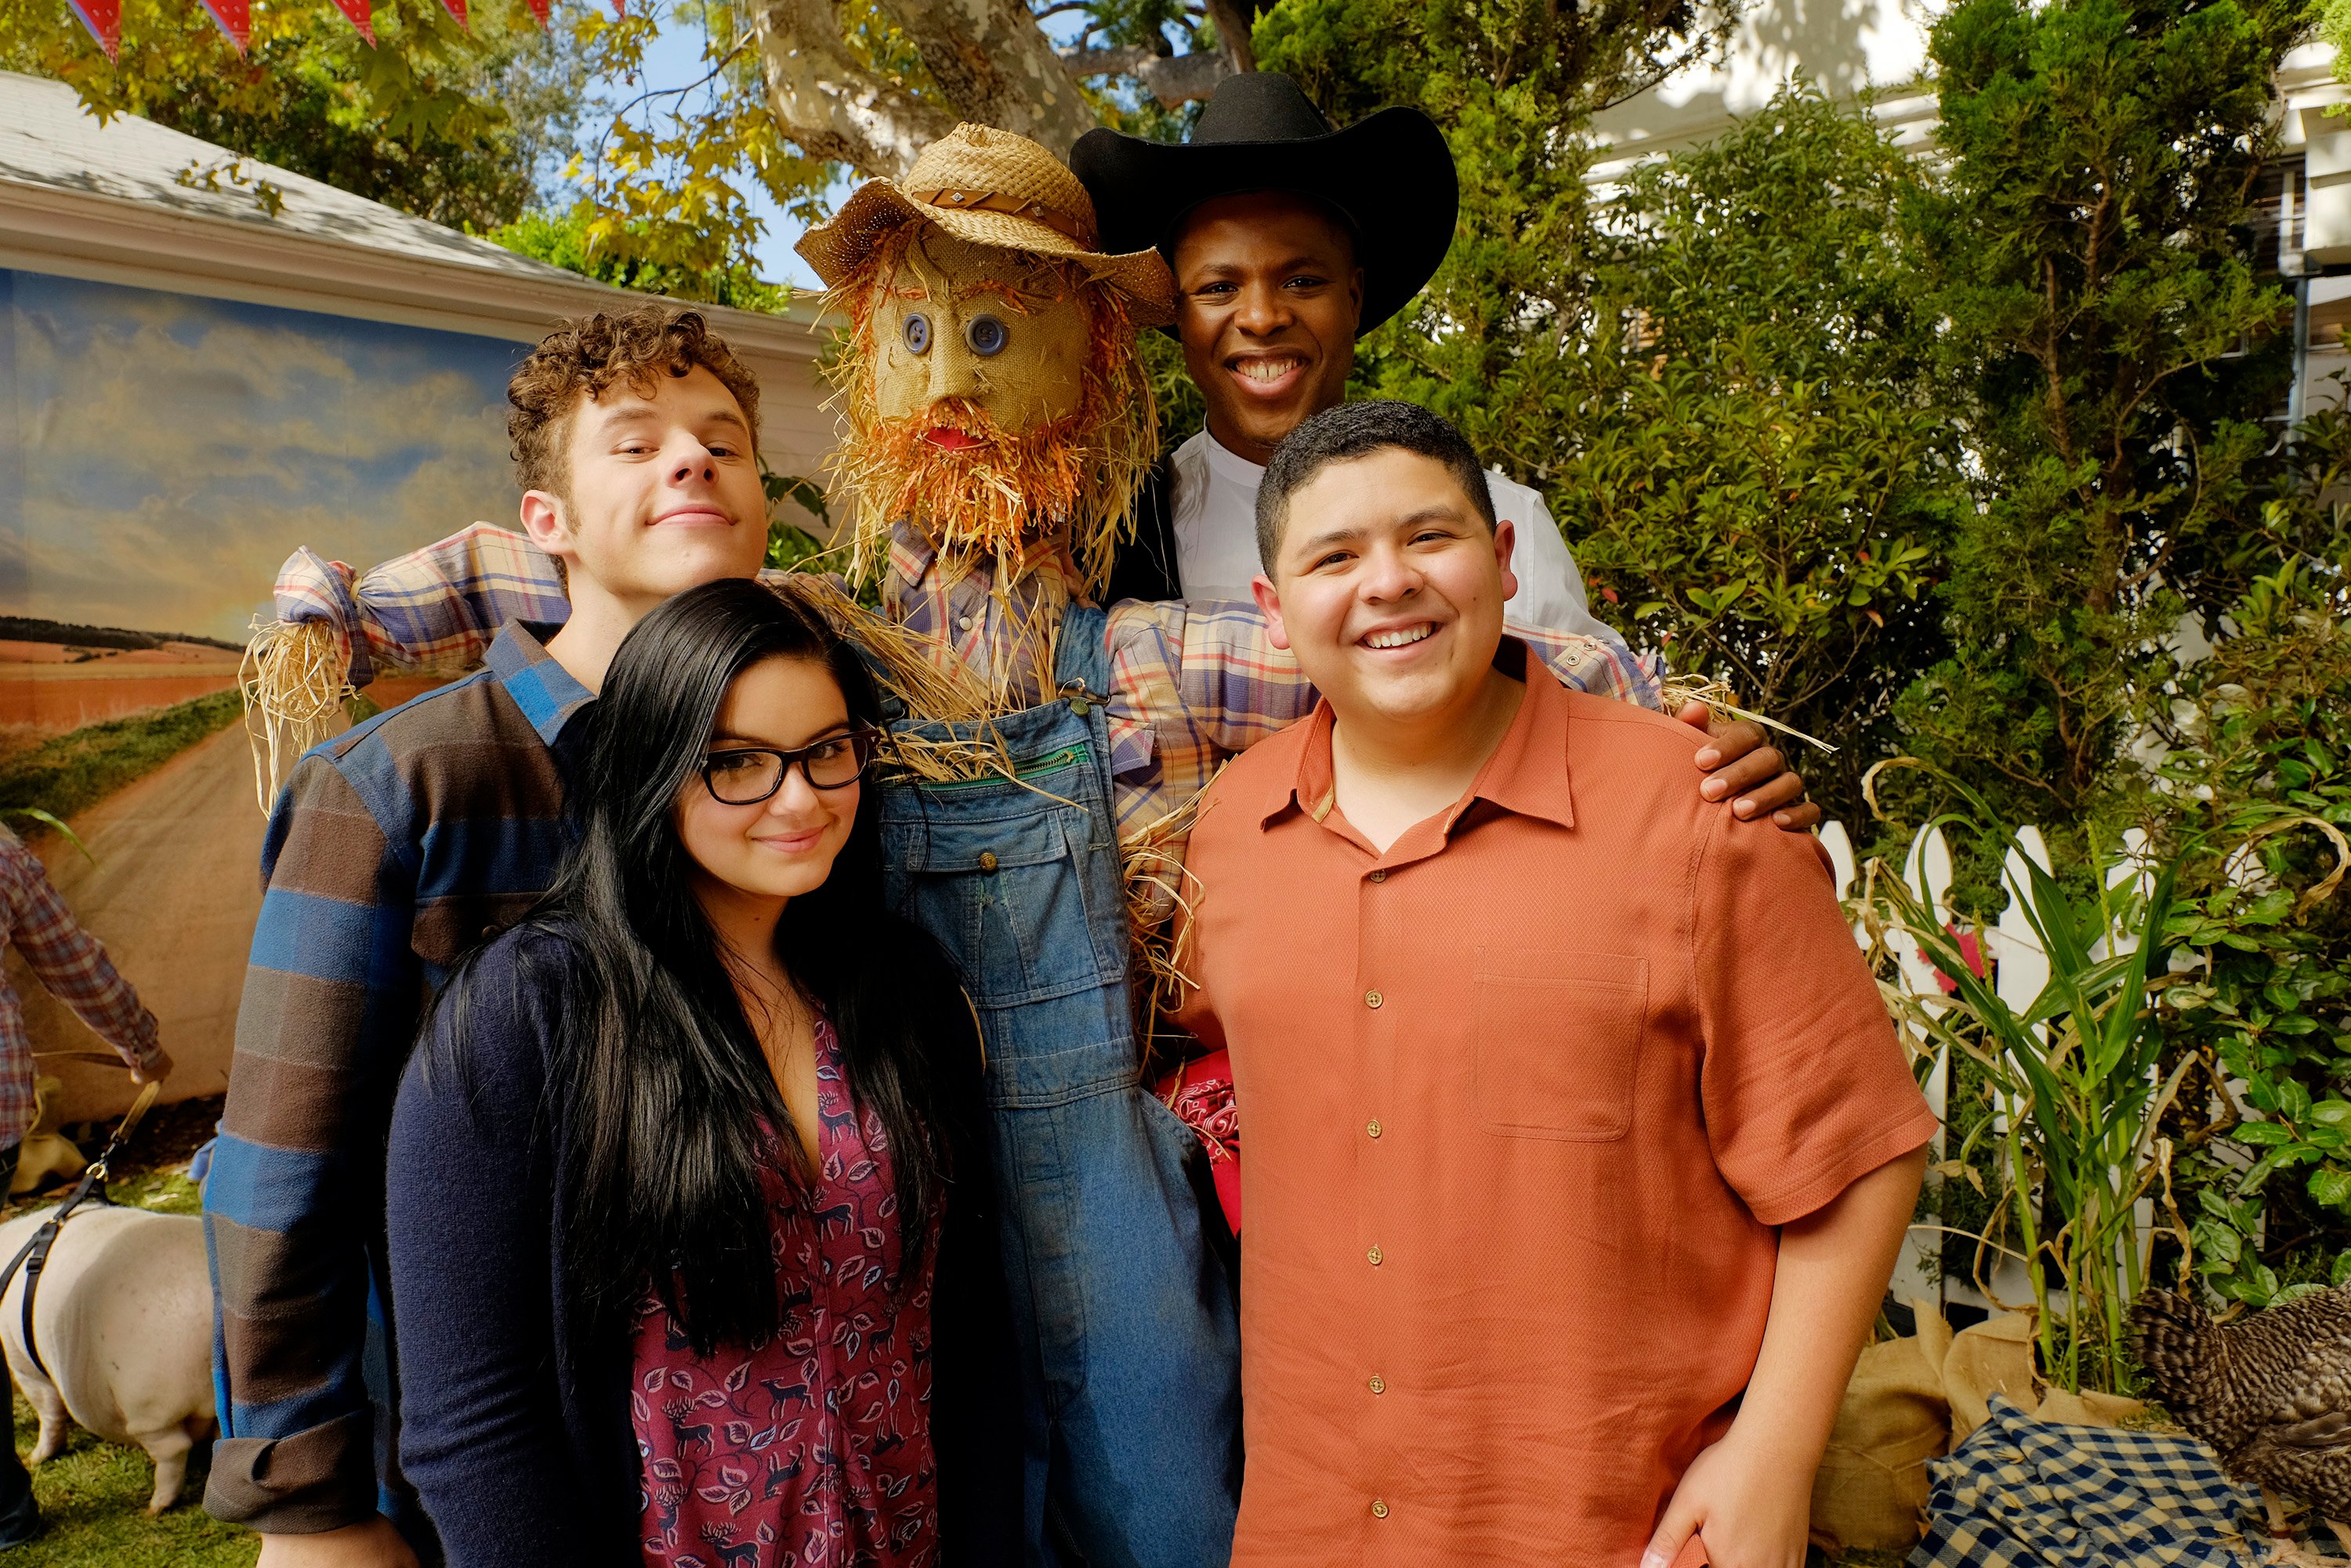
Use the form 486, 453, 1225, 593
797, 124, 1176, 328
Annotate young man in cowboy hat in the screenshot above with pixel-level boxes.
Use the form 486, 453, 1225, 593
1072, 73, 1820, 832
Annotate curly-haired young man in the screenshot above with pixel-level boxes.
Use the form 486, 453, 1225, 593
201, 306, 770, 1568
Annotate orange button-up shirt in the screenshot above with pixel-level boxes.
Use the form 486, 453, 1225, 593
1172, 646, 1936, 1566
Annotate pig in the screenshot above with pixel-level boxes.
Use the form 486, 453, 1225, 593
0, 1205, 216, 1512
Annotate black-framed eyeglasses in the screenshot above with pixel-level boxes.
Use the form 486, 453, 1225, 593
699, 725, 880, 804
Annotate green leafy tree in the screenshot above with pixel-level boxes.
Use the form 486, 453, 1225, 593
1559, 91, 1964, 818
1886, 0, 2306, 842
2, 0, 583, 233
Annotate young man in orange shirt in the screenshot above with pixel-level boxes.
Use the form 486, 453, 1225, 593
1172, 400, 1936, 1568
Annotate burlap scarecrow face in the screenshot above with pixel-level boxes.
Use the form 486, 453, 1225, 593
798, 124, 1175, 596
870, 229, 1092, 433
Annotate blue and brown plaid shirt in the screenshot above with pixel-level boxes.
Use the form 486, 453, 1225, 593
201, 621, 591, 1532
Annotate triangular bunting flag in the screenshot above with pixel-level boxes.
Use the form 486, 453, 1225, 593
523, 0, 549, 27
328, 0, 377, 45
199, 0, 250, 53
437, 0, 468, 29
64, 0, 120, 60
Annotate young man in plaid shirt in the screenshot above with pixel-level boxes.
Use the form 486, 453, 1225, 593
0, 823, 170, 1546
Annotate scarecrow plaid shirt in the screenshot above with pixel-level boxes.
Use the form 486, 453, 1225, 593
881, 523, 1663, 835
0, 826, 161, 1147
207, 523, 1656, 1534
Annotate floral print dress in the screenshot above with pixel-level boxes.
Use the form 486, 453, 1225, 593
632, 1019, 940, 1568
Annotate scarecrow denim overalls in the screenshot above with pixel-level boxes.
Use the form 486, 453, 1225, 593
877, 603, 1242, 1568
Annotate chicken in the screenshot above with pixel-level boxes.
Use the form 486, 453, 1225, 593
2134, 1284, 2351, 1565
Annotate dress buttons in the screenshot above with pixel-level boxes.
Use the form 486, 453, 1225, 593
1366, 1119, 1383, 1139
1368, 868, 1387, 883
1371, 1499, 1390, 1519
978, 851, 999, 873
1368, 1374, 1386, 1395
1367, 1244, 1383, 1266
1364, 989, 1383, 1009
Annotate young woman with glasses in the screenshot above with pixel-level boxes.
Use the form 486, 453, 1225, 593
385, 578, 1021, 1568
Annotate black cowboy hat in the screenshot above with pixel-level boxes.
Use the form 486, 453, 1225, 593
1070, 72, 1457, 334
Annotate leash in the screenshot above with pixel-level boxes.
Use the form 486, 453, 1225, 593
0, 1072, 161, 1383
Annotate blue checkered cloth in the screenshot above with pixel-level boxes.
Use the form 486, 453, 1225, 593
1908, 1395, 2268, 1567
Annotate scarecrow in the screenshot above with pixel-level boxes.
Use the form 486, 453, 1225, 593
243, 124, 1657, 1566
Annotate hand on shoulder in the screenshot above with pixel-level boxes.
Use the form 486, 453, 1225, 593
1675, 701, 1821, 833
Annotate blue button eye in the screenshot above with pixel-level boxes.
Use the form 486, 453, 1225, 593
903, 313, 932, 354
965, 314, 1008, 356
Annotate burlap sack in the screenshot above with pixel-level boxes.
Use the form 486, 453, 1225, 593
1943, 1313, 2039, 1442
1811, 1305, 2146, 1554
1809, 1301, 1956, 1553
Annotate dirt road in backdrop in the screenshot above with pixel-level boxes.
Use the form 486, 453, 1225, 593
3, 724, 263, 1123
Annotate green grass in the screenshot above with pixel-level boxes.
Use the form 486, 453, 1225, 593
2, 1397, 254, 1568
0, 690, 243, 826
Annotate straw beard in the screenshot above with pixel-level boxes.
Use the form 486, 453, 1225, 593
827, 231, 1156, 599
861, 397, 1091, 577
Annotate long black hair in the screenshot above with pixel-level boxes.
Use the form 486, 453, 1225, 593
433, 577, 972, 1356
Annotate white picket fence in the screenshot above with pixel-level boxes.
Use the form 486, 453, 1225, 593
1815, 819, 2157, 1315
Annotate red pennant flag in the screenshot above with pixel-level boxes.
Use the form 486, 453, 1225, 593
199, 0, 250, 53
437, 0, 467, 28
522, 0, 549, 27
64, 0, 119, 59
328, 0, 377, 44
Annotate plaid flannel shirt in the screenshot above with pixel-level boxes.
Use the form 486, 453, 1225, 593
205, 621, 592, 1536
0, 826, 161, 1146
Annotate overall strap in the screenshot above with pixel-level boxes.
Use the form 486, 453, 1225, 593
1054, 603, 1110, 700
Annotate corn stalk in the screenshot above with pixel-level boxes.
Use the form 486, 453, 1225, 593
1865, 766, 2194, 1392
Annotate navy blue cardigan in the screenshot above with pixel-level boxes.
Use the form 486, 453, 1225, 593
385, 928, 1025, 1567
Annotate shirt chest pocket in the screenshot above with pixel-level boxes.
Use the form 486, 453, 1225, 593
1473, 949, 1648, 1142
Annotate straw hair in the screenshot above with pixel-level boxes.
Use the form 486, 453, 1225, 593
240, 617, 354, 810
799, 125, 1175, 327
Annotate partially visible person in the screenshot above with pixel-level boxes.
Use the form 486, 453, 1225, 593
1173, 400, 1933, 1567
203, 306, 773, 1568
0, 822, 171, 1548
386, 578, 1020, 1567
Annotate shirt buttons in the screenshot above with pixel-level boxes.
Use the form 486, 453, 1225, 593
1371, 1499, 1390, 1519
1368, 868, 1387, 883
1364, 989, 1383, 1009
1367, 1244, 1383, 1266
957, 614, 975, 630
1366, 1118, 1383, 1139
978, 851, 999, 873
1368, 1374, 1386, 1395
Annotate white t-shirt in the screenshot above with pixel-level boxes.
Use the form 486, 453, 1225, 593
1164, 429, 1620, 646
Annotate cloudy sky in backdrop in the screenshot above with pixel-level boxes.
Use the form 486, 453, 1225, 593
0, 270, 520, 641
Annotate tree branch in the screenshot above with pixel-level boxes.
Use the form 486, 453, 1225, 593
1061, 43, 1232, 107
749, 0, 956, 176
879, 0, 1101, 156
1201, 0, 1255, 72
